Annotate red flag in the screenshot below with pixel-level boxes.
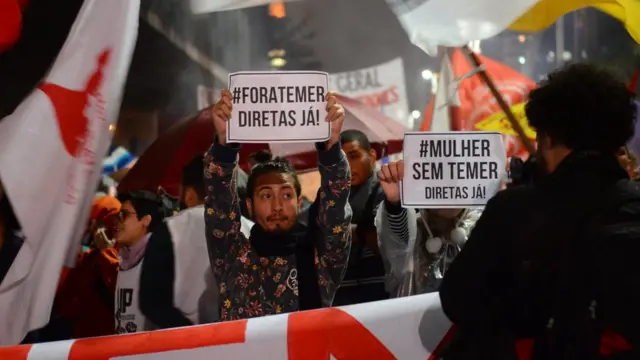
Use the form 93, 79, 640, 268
0, 0, 24, 53
422, 49, 536, 158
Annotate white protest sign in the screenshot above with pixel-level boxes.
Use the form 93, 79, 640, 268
227, 71, 330, 143
401, 132, 507, 208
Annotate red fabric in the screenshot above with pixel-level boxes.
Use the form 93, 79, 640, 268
600, 328, 633, 356
56, 248, 119, 338
118, 95, 406, 197
628, 70, 639, 94
0, 0, 23, 53
421, 49, 536, 159
514, 329, 632, 359
515, 338, 534, 360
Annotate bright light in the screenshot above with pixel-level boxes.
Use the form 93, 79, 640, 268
411, 110, 421, 119
518, 35, 526, 43
518, 56, 526, 65
421, 69, 433, 80
271, 57, 287, 68
108, 124, 116, 132
562, 51, 572, 61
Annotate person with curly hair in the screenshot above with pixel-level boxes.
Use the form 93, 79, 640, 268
438, 64, 640, 360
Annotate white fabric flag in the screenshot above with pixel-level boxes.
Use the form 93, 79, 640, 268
386, 0, 539, 55
0, 0, 139, 345
429, 54, 458, 132
191, 0, 300, 14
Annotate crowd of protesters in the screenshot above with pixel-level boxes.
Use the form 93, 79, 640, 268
0, 63, 639, 359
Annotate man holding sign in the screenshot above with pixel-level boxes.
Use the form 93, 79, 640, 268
205, 87, 352, 321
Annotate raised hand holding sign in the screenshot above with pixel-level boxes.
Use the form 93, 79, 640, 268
211, 89, 233, 145
324, 91, 345, 149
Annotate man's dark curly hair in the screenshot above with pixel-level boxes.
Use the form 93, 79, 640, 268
246, 157, 301, 200
525, 63, 636, 154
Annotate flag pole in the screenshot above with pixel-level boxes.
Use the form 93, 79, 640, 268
460, 45, 536, 156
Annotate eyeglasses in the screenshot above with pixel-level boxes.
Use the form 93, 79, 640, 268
119, 209, 137, 221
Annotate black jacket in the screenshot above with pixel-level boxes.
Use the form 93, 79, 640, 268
439, 152, 640, 359
139, 221, 192, 329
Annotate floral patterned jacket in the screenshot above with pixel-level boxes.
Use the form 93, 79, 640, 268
204, 141, 352, 321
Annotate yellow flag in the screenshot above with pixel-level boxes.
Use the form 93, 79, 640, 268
509, 0, 640, 43
474, 102, 537, 140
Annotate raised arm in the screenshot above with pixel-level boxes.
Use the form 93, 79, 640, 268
314, 141, 352, 306
204, 89, 247, 284
375, 200, 418, 291
204, 140, 246, 283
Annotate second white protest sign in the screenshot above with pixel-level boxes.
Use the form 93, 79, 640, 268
227, 71, 330, 143
401, 131, 507, 208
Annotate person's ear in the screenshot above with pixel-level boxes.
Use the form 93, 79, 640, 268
245, 198, 253, 219
141, 214, 152, 229
297, 195, 303, 210
369, 148, 378, 166
184, 187, 198, 208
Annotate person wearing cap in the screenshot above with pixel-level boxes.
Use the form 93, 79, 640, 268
56, 196, 122, 338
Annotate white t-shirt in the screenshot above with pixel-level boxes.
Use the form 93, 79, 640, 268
115, 259, 146, 334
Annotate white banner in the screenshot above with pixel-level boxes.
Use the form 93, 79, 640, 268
3, 293, 453, 360
227, 71, 330, 143
191, 0, 300, 14
401, 131, 507, 208
329, 58, 409, 126
0, 0, 139, 345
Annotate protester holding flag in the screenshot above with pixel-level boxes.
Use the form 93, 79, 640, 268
114, 191, 166, 334
139, 155, 254, 329
205, 89, 351, 321
373, 160, 481, 297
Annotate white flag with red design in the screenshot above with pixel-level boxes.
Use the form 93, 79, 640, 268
0, 0, 139, 345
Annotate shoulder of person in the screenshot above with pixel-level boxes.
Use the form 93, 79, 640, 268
602, 179, 640, 228
96, 248, 120, 266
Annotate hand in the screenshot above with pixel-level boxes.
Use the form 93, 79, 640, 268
93, 227, 115, 250
325, 92, 345, 149
211, 89, 233, 145
377, 160, 404, 205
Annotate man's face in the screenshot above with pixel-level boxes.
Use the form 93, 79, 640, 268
247, 172, 301, 233
342, 141, 375, 187
115, 200, 148, 246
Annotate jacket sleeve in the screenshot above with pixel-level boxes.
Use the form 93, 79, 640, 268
204, 140, 248, 285
599, 217, 640, 347
375, 200, 418, 291
438, 194, 508, 332
312, 142, 352, 306
139, 222, 192, 329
